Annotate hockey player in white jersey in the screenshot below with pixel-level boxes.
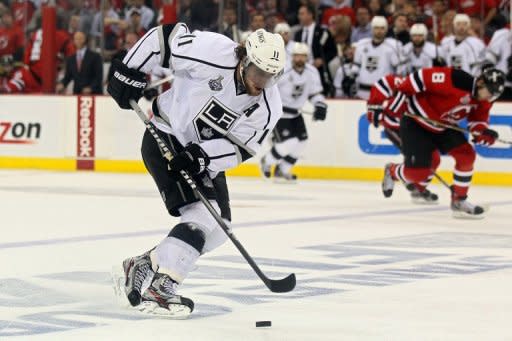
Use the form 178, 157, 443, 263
107, 24, 286, 317
401, 23, 438, 73
260, 42, 327, 181
347, 16, 403, 100
483, 27, 512, 100
439, 14, 485, 76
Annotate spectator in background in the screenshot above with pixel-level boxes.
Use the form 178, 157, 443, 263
321, 0, 355, 27
351, 6, 371, 43
274, 22, 294, 56
90, 0, 121, 50
120, 8, 146, 39
388, 13, 410, 45
333, 44, 355, 98
449, 0, 497, 29
367, 0, 387, 17
294, 3, 337, 96
425, 0, 447, 42
10, 0, 36, 29
125, 0, 154, 31
440, 9, 456, 38
214, 6, 242, 43
107, 31, 138, 83
0, 10, 24, 61
56, 31, 103, 94
327, 14, 352, 78
249, 11, 265, 32
0, 54, 41, 93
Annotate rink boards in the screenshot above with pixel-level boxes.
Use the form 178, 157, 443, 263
0, 95, 511, 185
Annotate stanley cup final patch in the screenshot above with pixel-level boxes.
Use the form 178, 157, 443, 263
208, 75, 224, 91
193, 97, 240, 141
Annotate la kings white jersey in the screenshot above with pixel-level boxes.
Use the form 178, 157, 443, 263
123, 23, 283, 174
401, 41, 437, 74
351, 37, 402, 99
333, 62, 353, 98
484, 28, 512, 87
278, 63, 325, 118
439, 35, 485, 76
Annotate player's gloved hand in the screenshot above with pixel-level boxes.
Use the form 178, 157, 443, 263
143, 88, 158, 100
471, 127, 498, 146
313, 102, 327, 121
366, 104, 383, 127
341, 76, 355, 97
168, 143, 210, 174
107, 59, 147, 109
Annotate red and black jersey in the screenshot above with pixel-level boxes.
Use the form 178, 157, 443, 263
397, 66, 492, 133
1, 66, 41, 93
24, 29, 76, 80
368, 74, 407, 130
0, 26, 24, 56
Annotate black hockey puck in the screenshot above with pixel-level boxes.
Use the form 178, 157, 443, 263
255, 321, 272, 327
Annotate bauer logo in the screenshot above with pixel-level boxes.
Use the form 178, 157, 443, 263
76, 96, 95, 170
0, 121, 42, 144
358, 113, 512, 159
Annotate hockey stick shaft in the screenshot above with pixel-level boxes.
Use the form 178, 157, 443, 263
129, 100, 296, 293
404, 112, 512, 145
146, 75, 174, 90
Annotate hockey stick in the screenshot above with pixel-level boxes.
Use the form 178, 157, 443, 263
404, 112, 512, 145
129, 99, 296, 293
146, 75, 174, 90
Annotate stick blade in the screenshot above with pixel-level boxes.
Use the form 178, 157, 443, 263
268, 273, 296, 293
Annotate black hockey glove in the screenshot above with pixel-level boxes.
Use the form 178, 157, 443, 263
313, 102, 327, 121
341, 76, 355, 97
143, 87, 159, 100
168, 143, 210, 175
107, 59, 147, 109
366, 104, 383, 127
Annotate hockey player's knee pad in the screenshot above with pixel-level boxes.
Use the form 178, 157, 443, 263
403, 167, 431, 183
168, 223, 206, 253
448, 143, 476, 170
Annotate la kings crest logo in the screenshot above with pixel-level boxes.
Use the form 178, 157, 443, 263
292, 84, 305, 99
208, 75, 223, 91
194, 97, 239, 141
451, 55, 463, 69
365, 56, 379, 72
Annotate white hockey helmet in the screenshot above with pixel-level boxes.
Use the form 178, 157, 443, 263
274, 22, 291, 34
371, 16, 388, 30
453, 14, 470, 26
291, 42, 309, 56
245, 28, 286, 76
410, 23, 428, 38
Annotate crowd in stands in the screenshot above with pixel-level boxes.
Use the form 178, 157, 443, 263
0, 0, 510, 99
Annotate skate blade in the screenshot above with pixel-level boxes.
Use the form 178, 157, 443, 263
111, 265, 131, 308
411, 198, 439, 205
137, 301, 192, 319
273, 178, 297, 184
452, 204, 490, 219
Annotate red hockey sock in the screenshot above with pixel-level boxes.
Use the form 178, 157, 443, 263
448, 143, 476, 198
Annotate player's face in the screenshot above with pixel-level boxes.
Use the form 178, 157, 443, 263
476, 80, 492, 101
292, 54, 307, 70
411, 34, 425, 46
454, 22, 469, 36
243, 63, 276, 96
372, 26, 386, 42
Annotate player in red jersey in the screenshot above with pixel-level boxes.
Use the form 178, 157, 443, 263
0, 55, 41, 93
367, 74, 440, 204
24, 28, 75, 82
381, 66, 505, 218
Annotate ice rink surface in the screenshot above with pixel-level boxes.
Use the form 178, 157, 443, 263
1, 169, 511, 341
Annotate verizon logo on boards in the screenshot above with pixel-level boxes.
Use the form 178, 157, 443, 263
76, 96, 95, 170
0, 121, 41, 144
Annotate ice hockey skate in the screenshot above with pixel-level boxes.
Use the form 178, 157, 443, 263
259, 157, 271, 179
137, 273, 194, 318
406, 184, 439, 205
273, 165, 297, 183
451, 196, 488, 219
381, 163, 395, 197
